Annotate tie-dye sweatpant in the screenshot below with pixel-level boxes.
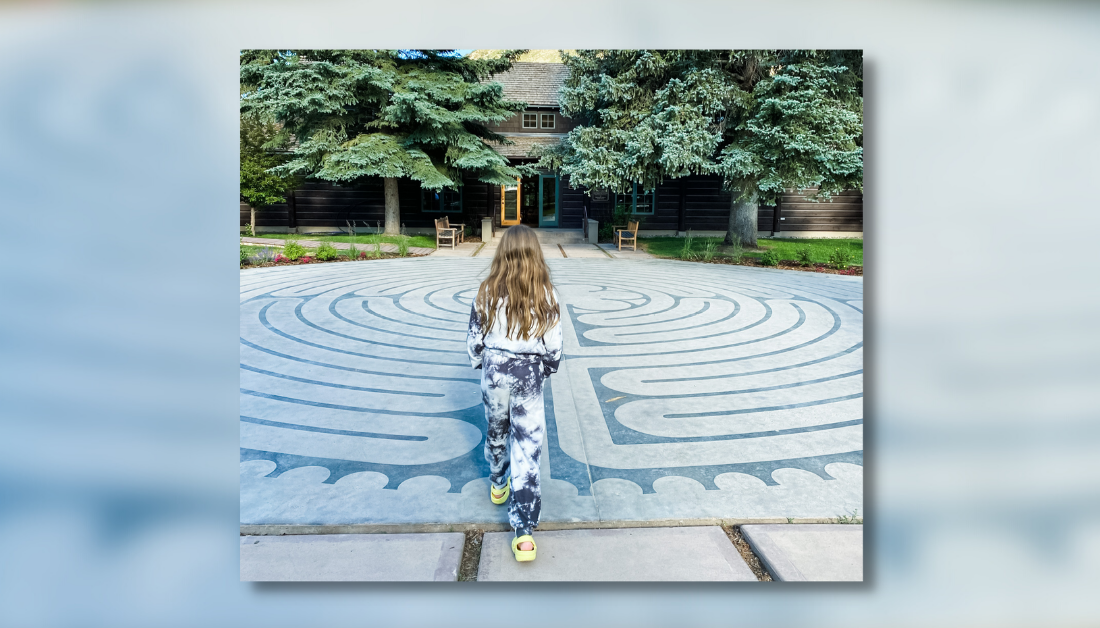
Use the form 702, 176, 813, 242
481, 349, 547, 537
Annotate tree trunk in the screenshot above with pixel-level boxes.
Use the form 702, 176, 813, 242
250, 205, 256, 235
724, 187, 758, 247
383, 177, 400, 235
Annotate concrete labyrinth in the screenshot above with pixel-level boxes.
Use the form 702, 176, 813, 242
240, 258, 863, 525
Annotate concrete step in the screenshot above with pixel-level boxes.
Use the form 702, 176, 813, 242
240, 533, 464, 581
740, 524, 863, 581
477, 527, 757, 581
532, 229, 586, 245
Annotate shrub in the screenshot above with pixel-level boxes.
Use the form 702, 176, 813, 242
240, 246, 250, 265
241, 224, 254, 238
347, 243, 359, 260
282, 238, 307, 261
796, 246, 813, 266
701, 240, 717, 261
724, 239, 744, 263
761, 250, 780, 266
315, 243, 339, 261
250, 247, 276, 265
274, 254, 288, 263
679, 232, 696, 260
828, 245, 854, 270
598, 222, 614, 242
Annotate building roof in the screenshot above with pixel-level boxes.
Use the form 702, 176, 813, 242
488, 134, 563, 159
490, 62, 569, 107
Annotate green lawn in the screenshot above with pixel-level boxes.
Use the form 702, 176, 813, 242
253, 233, 437, 249
640, 237, 863, 265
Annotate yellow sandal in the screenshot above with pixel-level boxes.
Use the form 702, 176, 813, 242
490, 477, 511, 505
511, 535, 537, 562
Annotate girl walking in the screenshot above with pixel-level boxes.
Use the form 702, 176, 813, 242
467, 225, 563, 562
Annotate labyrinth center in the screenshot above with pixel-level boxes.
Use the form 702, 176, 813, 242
240, 258, 863, 525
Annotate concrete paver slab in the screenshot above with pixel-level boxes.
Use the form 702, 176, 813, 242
559, 243, 612, 258
740, 524, 863, 581
429, 242, 481, 257
240, 259, 862, 526
478, 526, 756, 581
597, 242, 656, 259
240, 533, 463, 581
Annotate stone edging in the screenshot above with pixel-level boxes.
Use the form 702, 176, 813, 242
241, 517, 858, 536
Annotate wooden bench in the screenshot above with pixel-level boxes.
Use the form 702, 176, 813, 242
443, 216, 465, 244
435, 217, 459, 249
615, 220, 639, 251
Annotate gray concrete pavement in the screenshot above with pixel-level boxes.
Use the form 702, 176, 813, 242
239, 533, 463, 581
430, 241, 482, 257
741, 524, 863, 581
477, 526, 757, 581
597, 242, 656, 259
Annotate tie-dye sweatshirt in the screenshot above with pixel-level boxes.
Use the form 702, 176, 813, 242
467, 290, 564, 376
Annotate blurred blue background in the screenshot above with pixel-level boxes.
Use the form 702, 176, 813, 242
0, 1, 1097, 626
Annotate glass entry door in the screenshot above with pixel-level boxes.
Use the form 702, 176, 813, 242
502, 174, 559, 227
501, 180, 520, 226
539, 174, 559, 227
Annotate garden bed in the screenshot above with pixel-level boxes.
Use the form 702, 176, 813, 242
240, 243, 427, 269
687, 256, 862, 275
241, 253, 428, 269
637, 236, 863, 275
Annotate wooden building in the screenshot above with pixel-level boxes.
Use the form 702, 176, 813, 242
242, 61, 862, 238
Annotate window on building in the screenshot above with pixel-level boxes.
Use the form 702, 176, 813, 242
421, 187, 462, 212
522, 113, 538, 128
613, 182, 655, 215
540, 113, 555, 129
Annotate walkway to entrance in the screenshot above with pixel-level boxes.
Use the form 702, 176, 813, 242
433, 228, 655, 259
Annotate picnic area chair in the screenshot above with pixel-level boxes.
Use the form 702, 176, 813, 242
615, 221, 639, 251
443, 216, 465, 244
435, 217, 459, 250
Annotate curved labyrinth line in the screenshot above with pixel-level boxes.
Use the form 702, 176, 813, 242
240, 258, 863, 494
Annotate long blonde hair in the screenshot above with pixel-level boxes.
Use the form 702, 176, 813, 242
475, 225, 559, 341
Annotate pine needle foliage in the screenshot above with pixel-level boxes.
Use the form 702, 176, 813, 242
240, 115, 300, 225
537, 50, 862, 203
240, 50, 537, 194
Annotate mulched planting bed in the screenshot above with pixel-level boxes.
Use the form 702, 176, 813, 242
458, 529, 485, 582
684, 256, 863, 276
241, 253, 428, 269
721, 525, 773, 581
644, 252, 862, 275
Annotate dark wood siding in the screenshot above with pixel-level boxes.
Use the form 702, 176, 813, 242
682, 175, 732, 231
559, 175, 585, 228
492, 109, 575, 134
777, 187, 863, 232
240, 200, 289, 228
241, 174, 501, 231
242, 175, 862, 233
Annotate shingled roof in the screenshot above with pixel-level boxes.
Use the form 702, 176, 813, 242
489, 62, 569, 107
